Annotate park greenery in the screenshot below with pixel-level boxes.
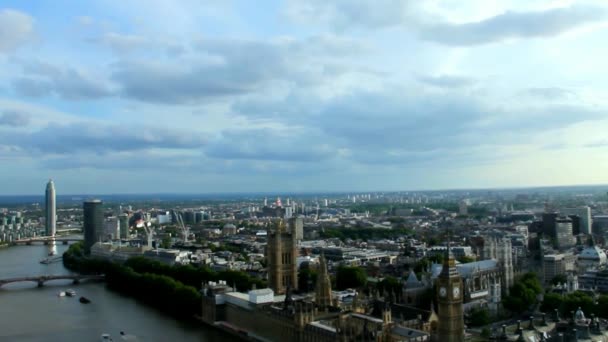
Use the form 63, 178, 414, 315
335, 266, 368, 290
63, 242, 266, 319
467, 307, 491, 327
502, 272, 543, 314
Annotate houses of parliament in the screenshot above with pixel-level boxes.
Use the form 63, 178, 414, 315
200, 220, 465, 341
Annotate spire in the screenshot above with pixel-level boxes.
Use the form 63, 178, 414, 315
277, 219, 286, 233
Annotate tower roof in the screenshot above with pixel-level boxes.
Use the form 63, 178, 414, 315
439, 226, 459, 278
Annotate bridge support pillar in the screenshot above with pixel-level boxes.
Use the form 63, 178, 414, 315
26, 241, 32, 245
63, 241, 68, 245
37, 280, 44, 287
43, 241, 49, 245
72, 279, 80, 284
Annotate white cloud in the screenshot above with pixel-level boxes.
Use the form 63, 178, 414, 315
0, 9, 35, 52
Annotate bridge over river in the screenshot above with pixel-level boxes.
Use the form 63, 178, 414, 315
11, 236, 83, 246
0, 274, 104, 288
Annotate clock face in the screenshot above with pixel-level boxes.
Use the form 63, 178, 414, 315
439, 287, 447, 297
453, 286, 460, 298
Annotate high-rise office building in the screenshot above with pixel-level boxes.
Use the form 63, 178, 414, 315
118, 213, 129, 239
555, 216, 575, 249
45, 179, 56, 237
563, 207, 592, 235
83, 199, 103, 254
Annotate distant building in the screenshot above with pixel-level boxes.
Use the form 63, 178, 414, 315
578, 236, 607, 272
83, 199, 104, 254
482, 236, 514, 292
593, 215, 608, 236
458, 200, 468, 216
542, 212, 558, 238
543, 253, 576, 284
118, 213, 129, 239
45, 179, 56, 237
266, 220, 298, 295
563, 207, 592, 235
222, 224, 237, 235
555, 216, 575, 249
103, 217, 119, 240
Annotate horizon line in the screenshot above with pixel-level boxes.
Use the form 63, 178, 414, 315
2, 182, 608, 198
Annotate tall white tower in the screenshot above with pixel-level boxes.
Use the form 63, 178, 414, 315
45, 179, 56, 237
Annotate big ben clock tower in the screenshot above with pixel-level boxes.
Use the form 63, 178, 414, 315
435, 241, 464, 342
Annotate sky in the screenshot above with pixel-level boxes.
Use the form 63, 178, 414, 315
1, 0, 608, 195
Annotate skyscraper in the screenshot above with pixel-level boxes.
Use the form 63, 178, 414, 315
83, 199, 103, 254
563, 207, 592, 235
45, 179, 56, 237
119, 213, 129, 239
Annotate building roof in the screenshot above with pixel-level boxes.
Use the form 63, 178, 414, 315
579, 246, 607, 264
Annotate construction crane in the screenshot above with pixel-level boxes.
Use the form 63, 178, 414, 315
173, 210, 190, 244
142, 217, 155, 249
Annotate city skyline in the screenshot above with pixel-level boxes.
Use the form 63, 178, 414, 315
1, 1, 608, 194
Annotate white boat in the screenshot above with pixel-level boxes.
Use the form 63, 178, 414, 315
66, 289, 76, 297
100, 333, 113, 341
58, 291, 66, 297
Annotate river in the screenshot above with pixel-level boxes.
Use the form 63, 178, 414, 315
0, 242, 237, 342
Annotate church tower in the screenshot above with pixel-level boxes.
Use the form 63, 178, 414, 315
315, 253, 332, 308
435, 240, 464, 342
267, 219, 298, 295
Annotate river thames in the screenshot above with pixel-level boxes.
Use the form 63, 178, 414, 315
0, 242, 236, 342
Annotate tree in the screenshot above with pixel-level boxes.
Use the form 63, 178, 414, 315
336, 266, 367, 290
457, 256, 475, 264
160, 236, 172, 249
377, 276, 401, 298
298, 267, 317, 293
503, 272, 542, 314
468, 307, 491, 327
551, 274, 568, 285
540, 292, 563, 313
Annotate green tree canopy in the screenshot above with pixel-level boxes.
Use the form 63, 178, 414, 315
336, 266, 367, 290
503, 272, 543, 314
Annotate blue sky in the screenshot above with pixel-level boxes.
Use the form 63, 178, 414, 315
1, 0, 608, 194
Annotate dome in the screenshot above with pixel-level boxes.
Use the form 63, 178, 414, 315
579, 246, 607, 264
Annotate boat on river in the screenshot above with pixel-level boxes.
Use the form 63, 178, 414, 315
58, 291, 66, 297
66, 289, 76, 297
79, 296, 91, 304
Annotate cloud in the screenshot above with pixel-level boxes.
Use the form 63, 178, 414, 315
520, 87, 576, 100
284, 0, 416, 31
4, 122, 206, 154
12, 61, 114, 100
89, 32, 148, 53
111, 36, 370, 104
420, 5, 608, 46
285, 2, 607, 45
583, 140, 608, 148
0, 110, 30, 127
0, 9, 34, 53
205, 128, 335, 162
417, 74, 476, 88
